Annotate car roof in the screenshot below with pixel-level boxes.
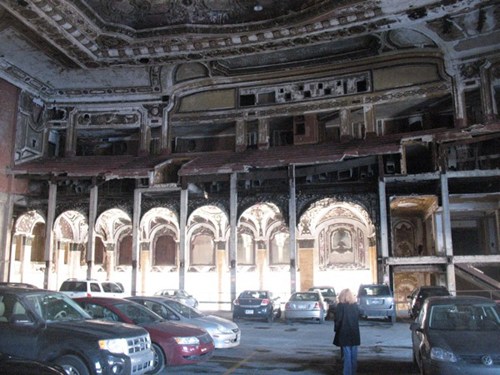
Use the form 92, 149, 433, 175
73, 296, 131, 305
129, 295, 176, 303
425, 295, 496, 305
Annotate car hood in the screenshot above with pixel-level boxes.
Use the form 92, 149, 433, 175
428, 330, 500, 355
193, 315, 238, 330
141, 320, 207, 337
48, 319, 146, 338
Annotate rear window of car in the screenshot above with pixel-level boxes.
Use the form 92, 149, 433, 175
60, 281, 86, 292
291, 293, 319, 301
421, 289, 449, 299
102, 282, 123, 293
359, 285, 391, 296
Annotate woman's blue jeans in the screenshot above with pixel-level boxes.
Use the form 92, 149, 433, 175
342, 346, 358, 375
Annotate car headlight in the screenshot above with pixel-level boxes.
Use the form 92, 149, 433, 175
174, 336, 200, 345
430, 347, 458, 363
98, 338, 129, 355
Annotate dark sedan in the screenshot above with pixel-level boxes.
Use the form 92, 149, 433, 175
232, 290, 282, 322
410, 295, 500, 375
74, 297, 214, 374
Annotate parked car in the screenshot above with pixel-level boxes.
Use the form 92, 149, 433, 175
0, 286, 154, 375
59, 278, 126, 298
154, 289, 198, 308
285, 291, 328, 324
232, 290, 282, 322
357, 283, 396, 323
0, 353, 66, 375
407, 285, 450, 319
74, 296, 214, 373
410, 295, 500, 375
128, 295, 240, 349
308, 286, 337, 319
0, 282, 38, 288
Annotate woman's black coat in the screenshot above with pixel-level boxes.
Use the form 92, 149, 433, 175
333, 302, 361, 347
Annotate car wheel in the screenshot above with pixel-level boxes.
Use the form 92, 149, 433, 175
55, 355, 90, 375
418, 353, 426, 375
275, 308, 282, 319
150, 343, 166, 374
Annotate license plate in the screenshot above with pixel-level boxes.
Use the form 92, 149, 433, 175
245, 309, 254, 314
369, 299, 383, 305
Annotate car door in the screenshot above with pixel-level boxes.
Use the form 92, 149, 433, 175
0, 294, 40, 360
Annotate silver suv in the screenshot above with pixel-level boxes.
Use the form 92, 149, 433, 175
357, 284, 396, 323
59, 279, 126, 298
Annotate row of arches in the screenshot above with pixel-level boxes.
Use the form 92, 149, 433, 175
10, 198, 377, 304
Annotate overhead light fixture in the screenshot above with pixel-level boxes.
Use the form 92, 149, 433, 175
254, 2, 263, 12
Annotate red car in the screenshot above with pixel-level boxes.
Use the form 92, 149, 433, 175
74, 297, 214, 374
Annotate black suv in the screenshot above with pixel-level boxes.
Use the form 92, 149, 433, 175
407, 285, 450, 319
0, 286, 154, 375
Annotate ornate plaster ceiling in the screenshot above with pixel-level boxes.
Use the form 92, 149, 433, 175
0, 0, 498, 97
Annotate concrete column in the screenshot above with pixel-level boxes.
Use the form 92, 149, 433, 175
68, 243, 82, 279
65, 109, 77, 157
105, 243, 116, 280
258, 118, 269, 149
140, 241, 151, 295
229, 173, 238, 305
378, 179, 389, 283
161, 101, 174, 154
434, 210, 445, 255
288, 165, 297, 294
131, 189, 142, 296
179, 188, 188, 290
363, 104, 376, 138
0, 193, 15, 282
139, 107, 150, 155
440, 173, 456, 294
496, 209, 500, 254
235, 119, 246, 152
340, 108, 352, 142
480, 61, 496, 124
86, 185, 98, 280
55, 241, 66, 290
21, 236, 33, 283
452, 75, 467, 128
43, 182, 57, 289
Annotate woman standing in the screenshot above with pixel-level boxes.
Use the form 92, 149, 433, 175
333, 288, 360, 375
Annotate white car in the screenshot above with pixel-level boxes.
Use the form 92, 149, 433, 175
129, 295, 240, 349
59, 279, 126, 298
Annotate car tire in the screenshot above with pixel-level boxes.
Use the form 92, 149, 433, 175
150, 343, 166, 374
55, 355, 90, 375
275, 308, 282, 319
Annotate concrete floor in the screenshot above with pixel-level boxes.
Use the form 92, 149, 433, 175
164, 312, 418, 374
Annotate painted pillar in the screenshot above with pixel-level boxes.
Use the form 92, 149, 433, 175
229, 173, 238, 305
131, 189, 142, 296
43, 181, 57, 289
179, 188, 188, 290
65, 109, 77, 157
68, 243, 81, 279
86, 185, 98, 280
140, 241, 151, 295
440, 173, 456, 295
288, 165, 297, 294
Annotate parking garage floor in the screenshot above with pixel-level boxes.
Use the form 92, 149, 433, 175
165, 312, 418, 374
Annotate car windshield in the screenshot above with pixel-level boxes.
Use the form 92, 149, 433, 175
24, 292, 90, 322
114, 302, 163, 325
164, 300, 203, 318
429, 303, 500, 331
